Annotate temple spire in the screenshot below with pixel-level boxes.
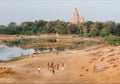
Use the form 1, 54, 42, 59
71, 8, 88, 24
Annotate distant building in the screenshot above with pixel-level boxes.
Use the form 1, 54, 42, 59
71, 8, 88, 24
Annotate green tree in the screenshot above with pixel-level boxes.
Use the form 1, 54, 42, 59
84, 21, 93, 33
87, 28, 100, 37
77, 23, 84, 34
104, 21, 116, 35
100, 28, 109, 37
8, 22, 17, 27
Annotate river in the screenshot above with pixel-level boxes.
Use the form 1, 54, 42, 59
0, 44, 34, 60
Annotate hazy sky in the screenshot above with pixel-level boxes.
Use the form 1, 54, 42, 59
0, 0, 120, 25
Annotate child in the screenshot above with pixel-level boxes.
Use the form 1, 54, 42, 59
62, 63, 64, 69
52, 66, 55, 74
57, 64, 59, 70
47, 63, 50, 71
38, 66, 41, 73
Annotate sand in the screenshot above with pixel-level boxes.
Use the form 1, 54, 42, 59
0, 44, 120, 83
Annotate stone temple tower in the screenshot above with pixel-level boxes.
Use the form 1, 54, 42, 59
71, 8, 88, 24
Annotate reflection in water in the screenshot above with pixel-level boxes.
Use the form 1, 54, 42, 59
0, 44, 70, 60
52, 48, 57, 52
0, 45, 34, 60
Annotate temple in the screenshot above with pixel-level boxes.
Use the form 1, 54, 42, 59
71, 8, 88, 24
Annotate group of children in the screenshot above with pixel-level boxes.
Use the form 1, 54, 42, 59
47, 62, 64, 74
38, 62, 64, 74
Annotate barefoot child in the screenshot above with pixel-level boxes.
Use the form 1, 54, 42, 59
38, 66, 41, 73
62, 63, 64, 69
52, 66, 55, 74
47, 63, 50, 71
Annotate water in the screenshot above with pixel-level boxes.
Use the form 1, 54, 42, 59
0, 44, 70, 61
0, 45, 35, 60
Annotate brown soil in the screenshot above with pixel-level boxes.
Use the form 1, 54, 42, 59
0, 44, 120, 83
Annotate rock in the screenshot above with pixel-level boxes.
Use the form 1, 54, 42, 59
0, 67, 11, 74
113, 65, 117, 68
93, 65, 109, 73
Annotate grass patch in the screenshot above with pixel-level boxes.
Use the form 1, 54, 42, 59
104, 36, 120, 46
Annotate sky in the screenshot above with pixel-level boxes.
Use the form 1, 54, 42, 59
0, 0, 120, 25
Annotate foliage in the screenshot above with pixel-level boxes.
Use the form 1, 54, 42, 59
104, 36, 120, 46
87, 28, 100, 37
75, 41, 84, 45
47, 39, 57, 42
100, 28, 109, 37
0, 20, 120, 37
9, 38, 32, 45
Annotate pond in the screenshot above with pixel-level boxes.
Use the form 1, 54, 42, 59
0, 44, 71, 61
0, 44, 34, 60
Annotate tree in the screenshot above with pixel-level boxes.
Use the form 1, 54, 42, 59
0, 19, 119, 37
84, 21, 93, 33
116, 23, 120, 36
77, 23, 84, 34
66, 23, 73, 34
104, 21, 116, 35
53, 20, 67, 34
45, 22, 53, 33
100, 28, 109, 37
90, 22, 103, 31
87, 28, 100, 37
70, 25, 79, 34
8, 22, 17, 27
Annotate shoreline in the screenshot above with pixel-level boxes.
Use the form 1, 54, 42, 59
0, 44, 120, 83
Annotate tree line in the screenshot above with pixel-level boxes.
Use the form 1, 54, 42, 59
0, 20, 120, 37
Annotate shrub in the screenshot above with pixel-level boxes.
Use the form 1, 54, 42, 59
100, 28, 109, 37
86, 29, 100, 37
104, 36, 120, 46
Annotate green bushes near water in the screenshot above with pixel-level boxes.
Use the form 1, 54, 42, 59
104, 36, 120, 46
10, 38, 32, 45
3, 38, 57, 45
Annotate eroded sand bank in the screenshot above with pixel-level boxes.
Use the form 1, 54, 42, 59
0, 44, 120, 83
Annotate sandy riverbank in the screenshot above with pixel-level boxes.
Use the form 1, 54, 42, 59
0, 44, 120, 83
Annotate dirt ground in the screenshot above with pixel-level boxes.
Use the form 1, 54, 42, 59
0, 44, 120, 83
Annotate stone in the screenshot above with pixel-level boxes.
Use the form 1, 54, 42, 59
71, 8, 88, 24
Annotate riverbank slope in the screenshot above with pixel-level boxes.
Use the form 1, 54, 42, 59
0, 44, 120, 83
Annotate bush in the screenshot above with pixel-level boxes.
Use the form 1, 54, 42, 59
86, 29, 100, 37
47, 39, 57, 42
75, 41, 84, 45
104, 36, 120, 46
79, 34, 84, 37
100, 28, 109, 37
